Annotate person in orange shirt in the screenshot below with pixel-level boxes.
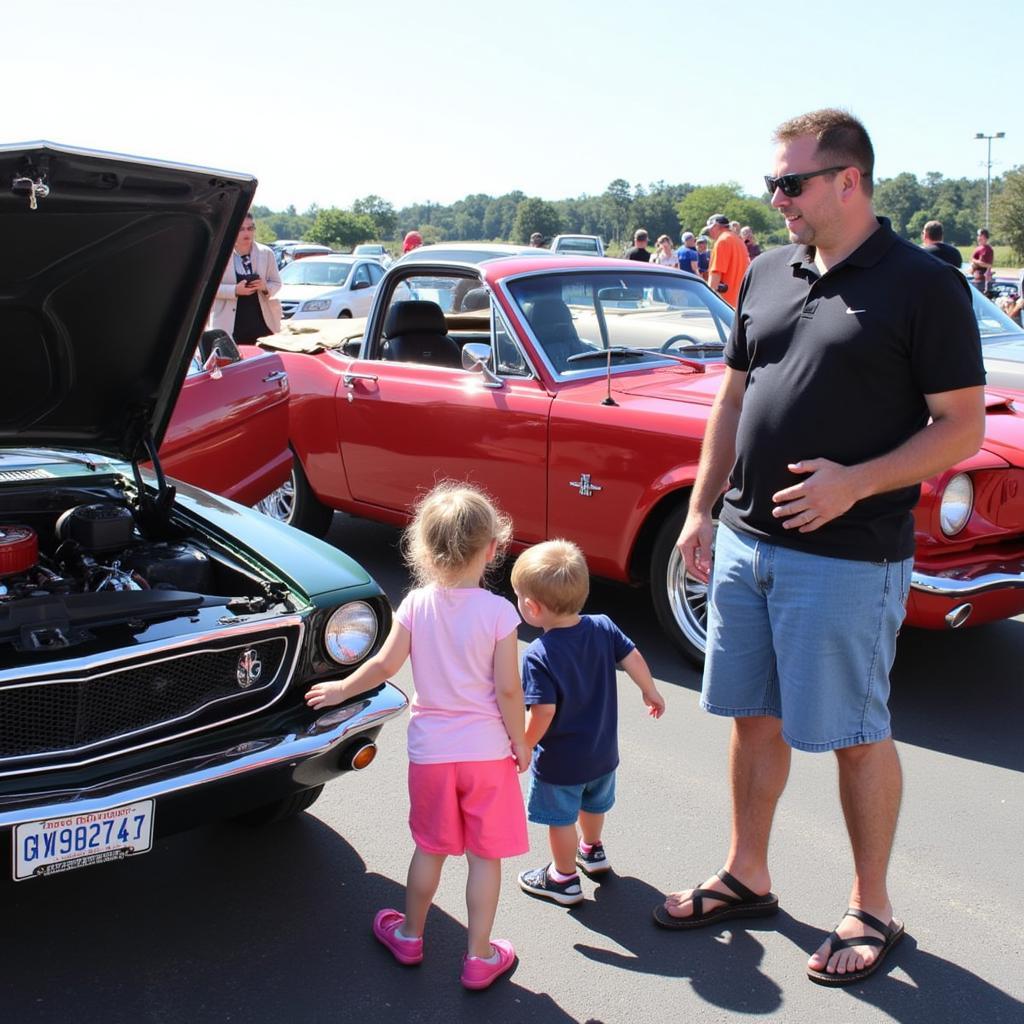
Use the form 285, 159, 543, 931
702, 214, 750, 307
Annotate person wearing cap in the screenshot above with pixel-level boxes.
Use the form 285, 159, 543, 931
703, 214, 749, 307
625, 228, 651, 262
695, 236, 711, 280
677, 232, 700, 276
402, 230, 423, 255
530, 232, 546, 248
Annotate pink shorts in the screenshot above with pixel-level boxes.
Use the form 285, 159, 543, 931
408, 758, 528, 859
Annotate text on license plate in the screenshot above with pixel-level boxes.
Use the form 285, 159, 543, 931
13, 799, 154, 881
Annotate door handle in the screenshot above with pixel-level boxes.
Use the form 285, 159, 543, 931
263, 370, 288, 384
343, 372, 380, 388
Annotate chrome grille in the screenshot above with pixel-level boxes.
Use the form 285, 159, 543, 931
281, 300, 299, 319
0, 632, 297, 764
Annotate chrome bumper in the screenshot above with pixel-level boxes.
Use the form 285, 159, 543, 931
911, 561, 1024, 599
0, 682, 408, 830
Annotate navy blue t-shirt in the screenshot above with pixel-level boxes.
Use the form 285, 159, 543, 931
521, 614, 635, 786
678, 246, 700, 276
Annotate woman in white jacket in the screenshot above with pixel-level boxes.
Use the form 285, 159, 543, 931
209, 213, 282, 342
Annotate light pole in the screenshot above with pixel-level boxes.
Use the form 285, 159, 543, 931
975, 131, 1005, 230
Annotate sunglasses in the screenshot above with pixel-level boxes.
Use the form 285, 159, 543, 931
763, 165, 847, 198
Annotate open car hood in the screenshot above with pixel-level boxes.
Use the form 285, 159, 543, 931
0, 142, 256, 460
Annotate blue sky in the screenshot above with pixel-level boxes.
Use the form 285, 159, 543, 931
8, 0, 1016, 211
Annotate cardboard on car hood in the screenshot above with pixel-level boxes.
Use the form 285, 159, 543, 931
0, 142, 255, 460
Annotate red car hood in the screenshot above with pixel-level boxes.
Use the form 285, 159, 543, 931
609, 364, 727, 404
977, 392, 1024, 465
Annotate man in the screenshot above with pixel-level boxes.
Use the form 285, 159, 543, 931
624, 228, 651, 262
740, 225, 762, 260
920, 220, 962, 267
530, 232, 546, 248
677, 231, 700, 276
729, 220, 742, 236
658, 109, 984, 986
695, 236, 711, 279
702, 213, 749, 307
971, 228, 994, 291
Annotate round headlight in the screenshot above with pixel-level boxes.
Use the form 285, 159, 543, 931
324, 602, 378, 664
939, 472, 973, 536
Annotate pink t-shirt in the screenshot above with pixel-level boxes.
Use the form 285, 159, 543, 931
395, 585, 521, 764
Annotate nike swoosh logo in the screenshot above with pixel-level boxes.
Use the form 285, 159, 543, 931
846, 307, 866, 314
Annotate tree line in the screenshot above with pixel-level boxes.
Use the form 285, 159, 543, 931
251, 168, 1024, 259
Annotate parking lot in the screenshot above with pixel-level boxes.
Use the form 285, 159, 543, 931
4, 513, 1022, 1024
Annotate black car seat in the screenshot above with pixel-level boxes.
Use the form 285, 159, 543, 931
381, 300, 461, 367
524, 296, 590, 371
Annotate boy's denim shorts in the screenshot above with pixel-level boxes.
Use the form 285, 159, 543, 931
701, 523, 913, 752
527, 769, 616, 826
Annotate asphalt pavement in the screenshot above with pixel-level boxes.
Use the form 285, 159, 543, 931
3, 514, 1022, 1024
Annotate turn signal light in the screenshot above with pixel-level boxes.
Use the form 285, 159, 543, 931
347, 741, 377, 771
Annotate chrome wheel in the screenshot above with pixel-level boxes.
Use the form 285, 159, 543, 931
255, 468, 296, 523
665, 545, 709, 655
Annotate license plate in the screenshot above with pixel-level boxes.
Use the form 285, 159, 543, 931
13, 800, 154, 881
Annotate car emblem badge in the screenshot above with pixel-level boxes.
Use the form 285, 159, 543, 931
236, 649, 262, 689
570, 474, 602, 498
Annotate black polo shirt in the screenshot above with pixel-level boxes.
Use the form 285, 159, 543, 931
721, 218, 985, 562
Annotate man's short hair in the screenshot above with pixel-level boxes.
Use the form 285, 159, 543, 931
923, 220, 944, 241
773, 108, 875, 197
978, 228, 990, 239
634, 228, 648, 242
739, 226, 754, 240
511, 539, 589, 615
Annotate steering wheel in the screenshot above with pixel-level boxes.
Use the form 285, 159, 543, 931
660, 334, 702, 352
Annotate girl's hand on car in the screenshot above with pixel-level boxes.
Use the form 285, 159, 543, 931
305, 680, 345, 709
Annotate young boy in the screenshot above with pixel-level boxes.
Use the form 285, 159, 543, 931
510, 539, 665, 906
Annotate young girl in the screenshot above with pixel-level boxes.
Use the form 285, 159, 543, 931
306, 482, 529, 991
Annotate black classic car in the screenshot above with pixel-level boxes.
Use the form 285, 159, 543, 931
0, 143, 407, 881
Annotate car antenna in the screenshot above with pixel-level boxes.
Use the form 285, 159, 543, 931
602, 348, 617, 406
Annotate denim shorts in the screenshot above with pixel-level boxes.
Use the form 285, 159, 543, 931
526, 769, 617, 826
701, 523, 913, 752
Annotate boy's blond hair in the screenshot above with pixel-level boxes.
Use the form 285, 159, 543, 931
511, 539, 589, 615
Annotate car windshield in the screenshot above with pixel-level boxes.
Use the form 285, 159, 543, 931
555, 238, 601, 255
354, 245, 383, 256
506, 270, 733, 375
973, 287, 1024, 342
280, 260, 353, 286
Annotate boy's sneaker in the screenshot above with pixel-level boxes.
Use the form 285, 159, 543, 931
576, 841, 612, 878
518, 864, 584, 906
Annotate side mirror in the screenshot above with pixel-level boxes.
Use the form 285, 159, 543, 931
202, 348, 223, 379
461, 343, 502, 388
351, 280, 371, 291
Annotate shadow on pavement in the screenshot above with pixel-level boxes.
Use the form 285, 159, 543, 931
572, 877, 1023, 1022
1, 815, 577, 1024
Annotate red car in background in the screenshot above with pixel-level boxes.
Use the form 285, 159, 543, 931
252, 255, 1024, 662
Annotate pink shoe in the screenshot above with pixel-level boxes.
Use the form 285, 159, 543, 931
460, 939, 517, 990
373, 909, 424, 965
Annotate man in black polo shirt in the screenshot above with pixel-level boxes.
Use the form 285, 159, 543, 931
921, 219, 962, 267
655, 110, 985, 985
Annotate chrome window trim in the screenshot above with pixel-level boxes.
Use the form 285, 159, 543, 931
493, 266, 728, 384
489, 303, 539, 380
0, 616, 306, 779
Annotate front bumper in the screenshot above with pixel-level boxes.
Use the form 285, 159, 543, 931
0, 681, 407, 831
911, 558, 1024, 598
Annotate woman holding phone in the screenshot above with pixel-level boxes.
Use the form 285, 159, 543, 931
209, 213, 282, 343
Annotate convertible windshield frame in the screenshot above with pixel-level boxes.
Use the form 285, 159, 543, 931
497, 267, 732, 383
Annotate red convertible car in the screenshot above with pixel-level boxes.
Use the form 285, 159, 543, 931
252, 255, 1024, 662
